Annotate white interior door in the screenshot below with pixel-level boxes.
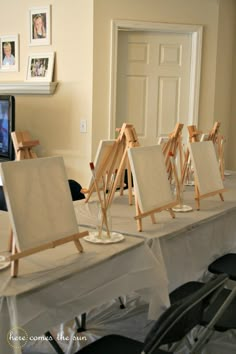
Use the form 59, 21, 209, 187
116, 30, 192, 145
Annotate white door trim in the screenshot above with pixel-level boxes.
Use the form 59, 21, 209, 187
109, 20, 203, 138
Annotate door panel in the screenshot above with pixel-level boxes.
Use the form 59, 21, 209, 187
157, 77, 180, 136
116, 30, 192, 145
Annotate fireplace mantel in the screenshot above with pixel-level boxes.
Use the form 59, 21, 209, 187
0, 81, 58, 95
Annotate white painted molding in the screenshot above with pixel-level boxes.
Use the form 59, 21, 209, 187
0, 81, 58, 95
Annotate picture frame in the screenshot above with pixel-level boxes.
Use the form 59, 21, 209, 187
0, 34, 19, 72
26, 52, 55, 82
29, 5, 51, 46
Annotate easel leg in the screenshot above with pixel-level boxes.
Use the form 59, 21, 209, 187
219, 193, 224, 202
74, 239, 84, 252
135, 196, 142, 232
219, 137, 225, 180
8, 229, 13, 252
168, 209, 175, 218
11, 239, 19, 277
119, 168, 125, 196
108, 147, 128, 206
127, 162, 133, 205
85, 184, 95, 203
195, 184, 200, 210
150, 213, 156, 224
181, 149, 189, 185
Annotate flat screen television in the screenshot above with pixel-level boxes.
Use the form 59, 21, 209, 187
0, 95, 15, 161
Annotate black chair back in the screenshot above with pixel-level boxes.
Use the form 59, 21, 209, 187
143, 273, 228, 354
68, 179, 85, 201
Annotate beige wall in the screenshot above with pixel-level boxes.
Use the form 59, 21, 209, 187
214, 0, 235, 168
0, 0, 94, 186
0, 0, 235, 187
228, 4, 236, 170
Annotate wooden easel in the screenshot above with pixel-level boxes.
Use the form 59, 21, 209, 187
85, 123, 139, 206
6, 133, 87, 277
208, 121, 221, 142
217, 135, 225, 180
83, 140, 124, 203
106, 123, 140, 206
181, 125, 202, 185
207, 122, 225, 180
134, 196, 176, 232
160, 123, 184, 181
188, 140, 226, 210
127, 145, 177, 232
182, 122, 225, 184
7, 230, 87, 277
194, 184, 225, 210
11, 130, 40, 160
8, 131, 40, 255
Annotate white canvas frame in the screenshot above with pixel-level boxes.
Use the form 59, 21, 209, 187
88, 140, 116, 189
128, 145, 176, 213
0, 156, 79, 252
188, 141, 224, 195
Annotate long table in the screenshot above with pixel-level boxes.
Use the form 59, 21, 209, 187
75, 172, 236, 291
2, 173, 236, 353
0, 219, 169, 354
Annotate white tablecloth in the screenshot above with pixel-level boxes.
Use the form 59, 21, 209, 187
72, 173, 236, 353
75, 173, 236, 291
0, 215, 169, 354
2, 172, 236, 354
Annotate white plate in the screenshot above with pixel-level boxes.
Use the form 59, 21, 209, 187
0, 255, 10, 270
84, 232, 125, 244
172, 204, 193, 212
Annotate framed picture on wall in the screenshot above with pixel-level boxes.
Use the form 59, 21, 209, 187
29, 5, 51, 46
26, 52, 55, 82
0, 35, 19, 72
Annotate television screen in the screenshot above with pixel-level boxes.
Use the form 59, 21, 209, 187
0, 95, 15, 161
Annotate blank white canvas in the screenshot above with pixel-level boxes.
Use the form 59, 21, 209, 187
128, 145, 175, 213
188, 141, 224, 195
0, 156, 79, 251
88, 140, 123, 188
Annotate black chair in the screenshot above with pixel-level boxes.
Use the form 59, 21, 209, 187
169, 272, 236, 352
68, 179, 85, 201
0, 186, 7, 211
208, 253, 236, 281
73, 274, 228, 354
199, 253, 236, 346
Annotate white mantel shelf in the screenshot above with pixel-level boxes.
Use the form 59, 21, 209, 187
0, 81, 58, 95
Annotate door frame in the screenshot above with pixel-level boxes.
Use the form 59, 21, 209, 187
109, 20, 203, 138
